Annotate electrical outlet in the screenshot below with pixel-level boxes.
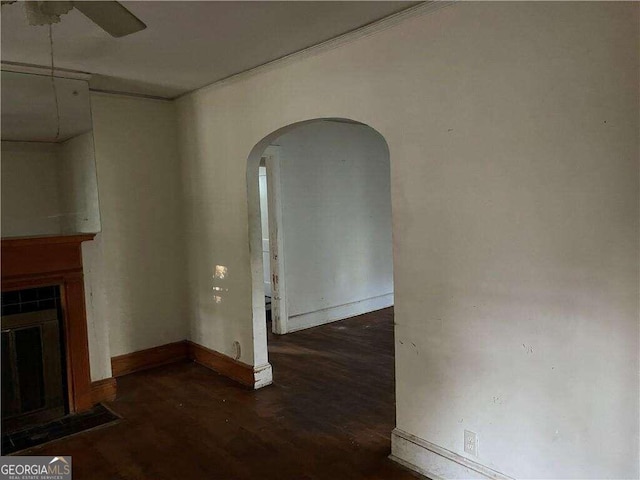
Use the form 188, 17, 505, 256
464, 430, 478, 457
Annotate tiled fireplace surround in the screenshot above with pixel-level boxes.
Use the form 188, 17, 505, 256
1, 235, 116, 416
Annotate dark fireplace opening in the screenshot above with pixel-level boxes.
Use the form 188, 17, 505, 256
1, 286, 68, 435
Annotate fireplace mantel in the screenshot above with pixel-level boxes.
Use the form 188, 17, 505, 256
2, 234, 97, 413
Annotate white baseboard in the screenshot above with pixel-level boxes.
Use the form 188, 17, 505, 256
391, 429, 513, 480
253, 362, 273, 389
286, 293, 394, 333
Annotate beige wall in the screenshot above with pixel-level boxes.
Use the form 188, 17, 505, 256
1, 141, 64, 237
1, 133, 101, 237
176, 2, 639, 478
59, 132, 101, 233
87, 92, 187, 371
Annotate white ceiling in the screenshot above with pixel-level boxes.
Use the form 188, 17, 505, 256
1, 1, 418, 99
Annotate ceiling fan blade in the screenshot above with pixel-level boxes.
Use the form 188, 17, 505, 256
74, 1, 146, 38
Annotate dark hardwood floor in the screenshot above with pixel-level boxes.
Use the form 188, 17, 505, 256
22, 307, 420, 479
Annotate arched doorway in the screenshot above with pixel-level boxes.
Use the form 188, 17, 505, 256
246, 118, 394, 381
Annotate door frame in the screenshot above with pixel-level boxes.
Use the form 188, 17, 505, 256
258, 162, 272, 298
261, 146, 288, 334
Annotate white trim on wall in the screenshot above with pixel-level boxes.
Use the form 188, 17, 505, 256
264, 146, 289, 335
391, 429, 514, 480
254, 362, 273, 390
1, 61, 92, 81
287, 293, 394, 333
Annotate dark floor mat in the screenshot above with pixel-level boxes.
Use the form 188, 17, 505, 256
2, 404, 120, 455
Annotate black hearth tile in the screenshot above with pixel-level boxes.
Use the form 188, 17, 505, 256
57, 415, 74, 427
27, 432, 52, 443
19, 288, 39, 303
1, 291, 20, 307
1, 436, 13, 452
20, 301, 40, 313
1, 405, 120, 455
43, 421, 67, 433
38, 299, 56, 310
37, 286, 57, 300
2, 304, 21, 316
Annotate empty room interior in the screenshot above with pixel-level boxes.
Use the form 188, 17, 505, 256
0, 1, 638, 479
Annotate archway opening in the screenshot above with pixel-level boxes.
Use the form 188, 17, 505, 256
247, 120, 396, 453
248, 119, 393, 346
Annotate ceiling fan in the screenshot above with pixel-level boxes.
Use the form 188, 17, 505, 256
1, 1, 147, 38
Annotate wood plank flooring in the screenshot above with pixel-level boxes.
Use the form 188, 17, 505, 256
21, 307, 420, 479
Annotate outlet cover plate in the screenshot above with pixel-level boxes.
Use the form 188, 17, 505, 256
464, 430, 478, 456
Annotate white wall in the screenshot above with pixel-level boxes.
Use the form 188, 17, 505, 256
87, 92, 188, 367
1, 134, 101, 237
176, 3, 639, 478
81, 237, 112, 381
1, 141, 64, 237
59, 132, 101, 233
273, 121, 393, 331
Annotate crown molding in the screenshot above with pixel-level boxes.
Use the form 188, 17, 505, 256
177, 1, 456, 101
89, 89, 172, 102
1, 61, 92, 81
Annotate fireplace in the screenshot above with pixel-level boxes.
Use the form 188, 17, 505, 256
1, 234, 99, 433
1, 286, 67, 433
